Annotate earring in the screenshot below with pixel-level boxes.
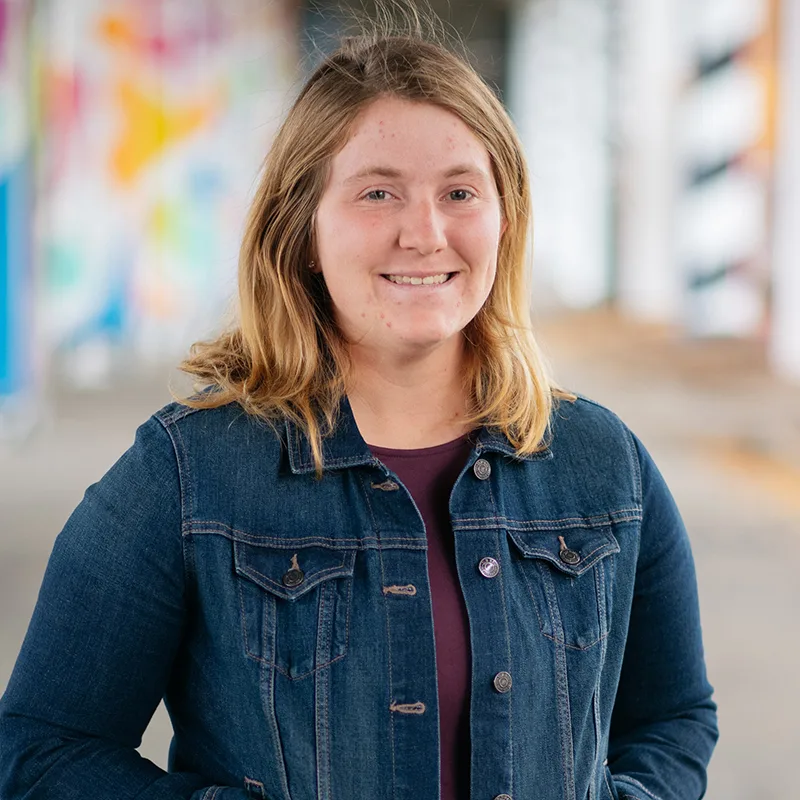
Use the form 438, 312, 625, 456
309, 260, 317, 271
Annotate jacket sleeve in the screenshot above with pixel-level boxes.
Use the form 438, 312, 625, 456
607, 432, 719, 800
0, 416, 247, 800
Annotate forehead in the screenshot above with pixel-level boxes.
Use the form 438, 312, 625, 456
329, 96, 493, 178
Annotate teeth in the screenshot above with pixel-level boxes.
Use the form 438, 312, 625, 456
386, 273, 450, 285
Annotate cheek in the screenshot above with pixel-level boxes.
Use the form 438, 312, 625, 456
465, 209, 503, 248
476, 264, 498, 306
317, 215, 384, 278
321, 256, 381, 326
463, 232, 500, 305
463, 222, 502, 274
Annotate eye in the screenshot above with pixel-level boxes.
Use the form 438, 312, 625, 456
364, 189, 391, 201
448, 189, 474, 201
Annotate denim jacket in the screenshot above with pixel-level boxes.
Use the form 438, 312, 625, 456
0, 395, 717, 800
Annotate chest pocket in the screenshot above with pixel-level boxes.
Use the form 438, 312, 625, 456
234, 541, 356, 679
508, 526, 619, 650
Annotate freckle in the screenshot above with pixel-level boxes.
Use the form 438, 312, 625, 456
380, 312, 385, 319
361, 312, 366, 318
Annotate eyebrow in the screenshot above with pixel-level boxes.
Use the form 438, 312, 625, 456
342, 164, 491, 185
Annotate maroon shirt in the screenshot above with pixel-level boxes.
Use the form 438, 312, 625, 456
368, 435, 473, 800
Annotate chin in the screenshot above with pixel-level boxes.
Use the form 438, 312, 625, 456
393, 327, 461, 352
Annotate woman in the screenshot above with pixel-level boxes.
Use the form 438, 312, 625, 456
0, 25, 718, 800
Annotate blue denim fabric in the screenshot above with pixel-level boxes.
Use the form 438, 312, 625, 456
0, 396, 718, 800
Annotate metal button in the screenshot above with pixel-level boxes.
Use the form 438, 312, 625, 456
493, 671, 512, 693
494, 795, 513, 800
478, 557, 500, 578
282, 568, 305, 587
473, 458, 491, 480
559, 549, 581, 566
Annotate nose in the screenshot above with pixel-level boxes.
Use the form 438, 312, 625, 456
397, 199, 447, 255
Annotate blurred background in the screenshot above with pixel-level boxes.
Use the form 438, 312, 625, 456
1, 0, 799, 797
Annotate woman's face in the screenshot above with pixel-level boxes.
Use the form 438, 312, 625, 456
314, 96, 505, 361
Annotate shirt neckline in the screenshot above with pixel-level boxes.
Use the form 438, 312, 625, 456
367, 432, 473, 459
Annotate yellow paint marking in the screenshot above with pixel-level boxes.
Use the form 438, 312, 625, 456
111, 80, 217, 185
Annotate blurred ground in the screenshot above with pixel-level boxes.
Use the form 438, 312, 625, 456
1, 308, 799, 799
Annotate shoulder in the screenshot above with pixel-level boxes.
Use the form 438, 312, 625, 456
549, 393, 638, 456
540, 393, 644, 509
150, 398, 285, 464
153, 398, 275, 434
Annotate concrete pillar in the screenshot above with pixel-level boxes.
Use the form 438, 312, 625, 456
615, 0, 685, 322
770, 0, 800, 381
506, 0, 613, 310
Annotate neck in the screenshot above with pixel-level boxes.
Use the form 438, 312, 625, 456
346, 338, 471, 449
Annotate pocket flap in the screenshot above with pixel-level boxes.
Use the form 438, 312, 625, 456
234, 542, 356, 600
507, 526, 620, 577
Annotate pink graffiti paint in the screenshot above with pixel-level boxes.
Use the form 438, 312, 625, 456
44, 69, 84, 188
100, 6, 225, 66
0, 1, 7, 64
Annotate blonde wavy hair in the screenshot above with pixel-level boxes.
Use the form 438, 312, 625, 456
179, 12, 572, 473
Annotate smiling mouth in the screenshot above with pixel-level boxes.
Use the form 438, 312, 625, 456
382, 273, 456, 286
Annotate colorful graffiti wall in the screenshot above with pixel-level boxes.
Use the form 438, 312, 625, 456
36, 0, 297, 385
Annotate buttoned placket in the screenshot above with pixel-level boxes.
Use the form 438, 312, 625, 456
363, 459, 442, 800
449, 445, 515, 800
365, 447, 515, 800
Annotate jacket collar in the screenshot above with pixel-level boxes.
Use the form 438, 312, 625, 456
285, 396, 552, 475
